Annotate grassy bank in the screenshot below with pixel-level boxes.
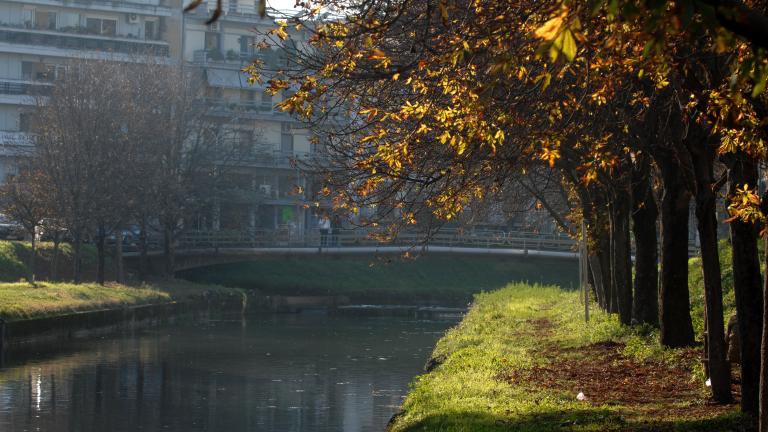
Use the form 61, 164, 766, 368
177, 254, 579, 304
0, 279, 243, 322
389, 284, 747, 432
0, 240, 242, 322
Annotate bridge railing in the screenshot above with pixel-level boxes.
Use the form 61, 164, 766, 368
175, 228, 578, 253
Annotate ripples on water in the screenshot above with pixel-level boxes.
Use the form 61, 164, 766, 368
0, 314, 456, 432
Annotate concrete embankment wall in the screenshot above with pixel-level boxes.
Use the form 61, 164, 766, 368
0, 296, 246, 353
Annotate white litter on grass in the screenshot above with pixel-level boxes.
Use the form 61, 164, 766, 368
576, 392, 587, 401
705, 378, 712, 387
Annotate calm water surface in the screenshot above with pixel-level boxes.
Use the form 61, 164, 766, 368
0, 313, 456, 432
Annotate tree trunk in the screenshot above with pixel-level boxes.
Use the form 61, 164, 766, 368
631, 156, 659, 326
138, 216, 149, 281
728, 153, 763, 416
610, 191, 633, 325
689, 137, 731, 403
163, 223, 175, 277
50, 234, 60, 281
761, 233, 768, 432
585, 209, 611, 311
115, 229, 124, 284
73, 230, 83, 284
657, 155, 696, 347
96, 228, 106, 286
28, 233, 36, 286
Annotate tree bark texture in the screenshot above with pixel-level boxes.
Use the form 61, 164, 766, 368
728, 153, 763, 415
656, 153, 696, 348
689, 136, 731, 403
610, 191, 633, 325
631, 156, 660, 326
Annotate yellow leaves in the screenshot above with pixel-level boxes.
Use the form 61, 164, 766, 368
535, 11, 567, 41
269, 22, 289, 41
553, 28, 577, 62
359, 107, 379, 122
534, 6, 580, 62
726, 184, 766, 230
540, 146, 560, 168
265, 79, 290, 95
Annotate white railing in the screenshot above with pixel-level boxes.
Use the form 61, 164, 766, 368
174, 228, 578, 252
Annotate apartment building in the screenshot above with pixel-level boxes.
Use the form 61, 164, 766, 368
0, 0, 319, 235
183, 1, 315, 234
0, 0, 182, 178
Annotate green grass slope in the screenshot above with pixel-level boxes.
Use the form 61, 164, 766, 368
177, 254, 579, 304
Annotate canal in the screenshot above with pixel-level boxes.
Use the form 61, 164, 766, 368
0, 313, 457, 432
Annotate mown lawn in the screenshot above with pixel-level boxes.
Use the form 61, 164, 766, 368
0, 240, 244, 321
0, 281, 170, 321
388, 284, 750, 432
177, 254, 579, 304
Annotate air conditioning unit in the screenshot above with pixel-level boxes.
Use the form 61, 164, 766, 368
207, 22, 220, 32
259, 184, 271, 195
127, 13, 139, 24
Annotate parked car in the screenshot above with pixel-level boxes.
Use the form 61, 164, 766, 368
0, 214, 25, 240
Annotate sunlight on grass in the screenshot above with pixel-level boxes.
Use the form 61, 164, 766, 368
389, 283, 745, 432
0, 281, 170, 321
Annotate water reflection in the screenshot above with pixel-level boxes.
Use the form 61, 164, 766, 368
0, 314, 455, 432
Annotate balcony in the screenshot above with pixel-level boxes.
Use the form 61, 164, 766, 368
219, 151, 324, 169
4, 0, 173, 16
197, 98, 289, 122
186, 4, 271, 24
0, 78, 53, 97
0, 25, 169, 57
0, 131, 35, 150
192, 49, 265, 67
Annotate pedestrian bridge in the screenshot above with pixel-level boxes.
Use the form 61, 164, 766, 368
127, 229, 580, 273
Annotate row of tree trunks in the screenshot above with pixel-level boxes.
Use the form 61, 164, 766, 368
631, 154, 659, 326
610, 184, 633, 326
688, 134, 731, 403
727, 152, 763, 416
655, 149, 696, 348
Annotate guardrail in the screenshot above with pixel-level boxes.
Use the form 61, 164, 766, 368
175, 229, 578, 253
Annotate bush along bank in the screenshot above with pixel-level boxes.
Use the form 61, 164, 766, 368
388, 283, 749, 432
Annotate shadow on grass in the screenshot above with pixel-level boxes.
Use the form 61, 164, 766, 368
397, 409, 753, 432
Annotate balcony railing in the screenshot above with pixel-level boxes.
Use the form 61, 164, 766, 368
0, 78, 52, 96
15, 0, 172, 14
0, 26, 169, 56
199, 98, 279, 119
217, 150, 318, 169
192, 49, 263, 65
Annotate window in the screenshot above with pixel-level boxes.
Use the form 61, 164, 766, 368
21, 62, 64, 82
204, 32, 220, 51
144, 20, 156, 40
281, 123, 293, 155
239, 36, 255, 56
19, 112, 33, 132
260, 91, 272, 111
85, 18, 117, 36
34, 11, 56, 30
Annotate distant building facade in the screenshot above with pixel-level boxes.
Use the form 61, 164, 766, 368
0, 0, 182, 176
0, 0, 318, 234
182, 1, 316, 234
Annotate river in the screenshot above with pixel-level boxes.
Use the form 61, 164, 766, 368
0, 313, 457, 432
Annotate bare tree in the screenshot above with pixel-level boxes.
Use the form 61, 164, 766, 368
0, 168, 53, 284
